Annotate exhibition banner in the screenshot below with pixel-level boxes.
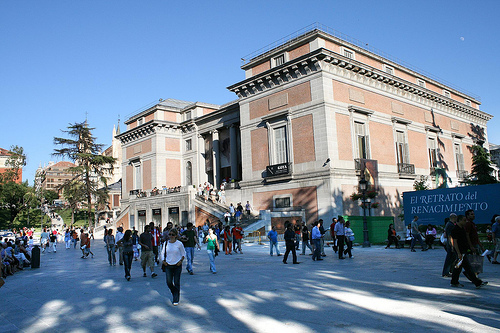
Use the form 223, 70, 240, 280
402, 183, 500, 226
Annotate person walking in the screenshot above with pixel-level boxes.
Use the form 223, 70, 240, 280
182, 222, 201, 275
492, 216, 500, 264
311, 221, 322, 261
267, 225, 280, 256
334, 217, 346, 259
450, 215, 487, 288
40, 228, 49, 253
442, 214, 457, 276
410, 216, 428, 252
64, 229, 71, 249
344, 221, 354, 258
283, 222, 300, 264
300, 221, 313, 255
232, 224, 244, 254
223, 225, 232, 255
117, 230, 134, 280
115, 227, 124, 265
205, 227, 219, 274
104, 229, 116, 266
139, 225, 157, 278
160, 228, 185, 306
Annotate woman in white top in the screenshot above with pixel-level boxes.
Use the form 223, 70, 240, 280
160, 228, 185, 306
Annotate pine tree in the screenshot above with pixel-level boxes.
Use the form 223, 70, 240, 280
465, 142, 497, 185
53, 122, 116, 227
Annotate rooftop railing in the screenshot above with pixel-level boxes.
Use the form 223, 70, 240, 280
241, 22, 480, 102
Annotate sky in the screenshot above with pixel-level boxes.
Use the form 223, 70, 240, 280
1, 0, 499, 184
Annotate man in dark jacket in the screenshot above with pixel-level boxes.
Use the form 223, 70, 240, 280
283, 221, 300, 264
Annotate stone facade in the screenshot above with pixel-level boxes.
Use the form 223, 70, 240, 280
115, 27, 493, 232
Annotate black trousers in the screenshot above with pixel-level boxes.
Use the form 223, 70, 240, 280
337, 235, 345, 258
283, 242, 297, 263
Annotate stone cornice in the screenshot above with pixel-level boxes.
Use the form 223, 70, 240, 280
229, 48, 493, 123
116, 120, 183, 144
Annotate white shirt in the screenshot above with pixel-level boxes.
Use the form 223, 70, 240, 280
160, 240, 186, 265
115, 231, 124, 244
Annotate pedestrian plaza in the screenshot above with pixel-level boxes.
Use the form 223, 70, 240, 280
1, 239, 499, 332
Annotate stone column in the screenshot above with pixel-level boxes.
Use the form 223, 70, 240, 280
230, 124, 238, 180
197, 134, 206, 185
212, 130, 220, 187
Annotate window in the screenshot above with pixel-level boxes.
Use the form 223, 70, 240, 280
384, 65, 394, 75
275, 197, 291, 208
185, 111, 192, 121
464, 99, 472, 107
137, 118, 144, 126
395, 130, 409, 164
273, 54, 286, 67
185, 139, 192, 151
428, 137, 438, 168
354, 122, 370, 159
273, 126, 288, 164
185, 161, 192, 186
443, 90, 451, 98
417, 79, 426, 88
132, 160, 141, 190
454, 143, 465, 171
343, 48, 354, 59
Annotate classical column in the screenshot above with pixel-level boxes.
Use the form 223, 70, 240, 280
212, 130, 220, 187
230, 124, 238, 180
197, 133, 206, 184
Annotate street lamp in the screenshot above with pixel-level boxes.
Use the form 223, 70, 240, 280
359, 175, 371, 247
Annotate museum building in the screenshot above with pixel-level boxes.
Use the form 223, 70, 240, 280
115, 26, 492, 233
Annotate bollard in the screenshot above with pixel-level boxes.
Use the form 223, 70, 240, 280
31, 245, 41, 268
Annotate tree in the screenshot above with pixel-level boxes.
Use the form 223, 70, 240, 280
465, 142, 498, 185
0, 181, 30, 229
53, 121, 116, 227
62, 179, 85, 226
413, 176, 430, 191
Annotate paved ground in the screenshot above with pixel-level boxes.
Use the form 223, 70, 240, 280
1, 239, 499, 333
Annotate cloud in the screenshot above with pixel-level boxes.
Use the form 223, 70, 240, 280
460, 37, 465, 41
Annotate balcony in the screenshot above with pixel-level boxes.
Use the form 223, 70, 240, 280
457, 170, 469, 180
398, 163, 415, 175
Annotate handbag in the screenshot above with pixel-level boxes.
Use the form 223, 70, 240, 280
161, 243, 168, 272
468, 254, 484, 274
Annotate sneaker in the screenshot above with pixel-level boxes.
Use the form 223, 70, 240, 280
189, 271, 194, 275
450, 283, 464, 288
173, 302, 179, 306
492, 261, 500, 265
411, 249, 416, 252
476, 281, 488, 289
143, 273, 147, 277
151, 273, 157, 278
126, 276, 131, 281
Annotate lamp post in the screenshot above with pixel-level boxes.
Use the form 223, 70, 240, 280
359, 176, 371, 247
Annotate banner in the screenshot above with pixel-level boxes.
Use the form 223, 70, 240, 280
403, 183, 500, 226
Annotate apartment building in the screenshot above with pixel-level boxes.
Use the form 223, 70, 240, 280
116, 26, 492, 231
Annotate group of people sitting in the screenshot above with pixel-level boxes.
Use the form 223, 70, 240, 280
1, 236, 32, 285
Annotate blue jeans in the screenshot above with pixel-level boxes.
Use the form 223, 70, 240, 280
165, 264, 182, 303
411, 234, 426, 250
207, 249, 216, 272
270, 241, 280, 255
123, 251, 133, 277
302, 240, 313, 255
185, 247, 194, 273
442, 241, 456, 276
312, 239, 321, 260
107, 245, 116, 265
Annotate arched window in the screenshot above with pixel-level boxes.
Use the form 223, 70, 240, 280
186, 161, 192, 186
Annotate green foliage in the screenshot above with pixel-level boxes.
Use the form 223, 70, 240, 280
44, 190, 59, 204
55, 208, 92, 227
53, 121, 116, 227
465, 144, 498, 185
413, 176, 430, 191
0, 180, 30, 229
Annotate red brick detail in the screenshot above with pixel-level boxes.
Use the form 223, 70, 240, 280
292, 114, 315, 164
